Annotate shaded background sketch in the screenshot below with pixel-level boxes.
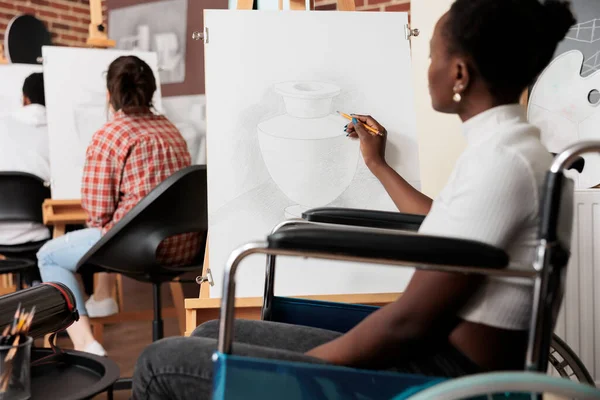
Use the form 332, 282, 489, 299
205, 11, 419, 298
528, 0, 600, 188
109, 0, 187, 84
0, 64, 43, 118
162, 94, 206, 164
43, 46, 162, 199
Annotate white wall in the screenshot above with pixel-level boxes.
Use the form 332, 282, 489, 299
411, 0, 465, 198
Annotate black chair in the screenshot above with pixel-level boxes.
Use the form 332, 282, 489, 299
0, 172, 51, 289
76, 165, 208, 342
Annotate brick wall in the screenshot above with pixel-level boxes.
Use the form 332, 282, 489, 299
0, 0, 407, 50
0, 0, 106, 48
315, 0, 409, 13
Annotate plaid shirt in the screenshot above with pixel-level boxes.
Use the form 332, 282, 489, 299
81, 110, 201, 266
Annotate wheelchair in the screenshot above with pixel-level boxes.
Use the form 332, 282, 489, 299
211, 141, 600, 399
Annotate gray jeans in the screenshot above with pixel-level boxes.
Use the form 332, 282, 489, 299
132, 320, 340, 400
132, 320, 479, 400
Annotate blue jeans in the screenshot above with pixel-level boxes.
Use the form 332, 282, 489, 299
37, 228, 102, 317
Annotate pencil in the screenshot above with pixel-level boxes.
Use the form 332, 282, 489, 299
337, 111, 382, 136
23, 307, 35, 331
10, 304, 21, 335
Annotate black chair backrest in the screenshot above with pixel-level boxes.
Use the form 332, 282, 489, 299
77, 165, 207, 279
0, 172, 50, 223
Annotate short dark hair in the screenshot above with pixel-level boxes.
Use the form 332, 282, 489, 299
106, 55, 156, 114
445, 0, 576, 100
22, 72, 45, 106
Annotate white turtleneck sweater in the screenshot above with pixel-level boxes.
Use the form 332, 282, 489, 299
418, 104, 561, 330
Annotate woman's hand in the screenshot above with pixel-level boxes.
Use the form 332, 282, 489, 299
345, 114, 388, 172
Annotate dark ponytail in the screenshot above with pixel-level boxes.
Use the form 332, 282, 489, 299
106, 55, 157, 114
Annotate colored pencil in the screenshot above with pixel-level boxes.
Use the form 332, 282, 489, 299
337, 111, 383, 136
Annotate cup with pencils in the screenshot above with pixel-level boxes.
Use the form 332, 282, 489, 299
0, 304, 35, 400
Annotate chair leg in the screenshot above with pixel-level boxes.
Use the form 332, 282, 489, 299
152, 282, 163, 342
14, 273, 21, 291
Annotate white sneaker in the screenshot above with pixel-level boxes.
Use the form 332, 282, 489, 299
85, 295, 119, 318
83, 340, 107, 357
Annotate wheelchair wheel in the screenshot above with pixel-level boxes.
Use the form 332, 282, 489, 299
549, 333, 595, 385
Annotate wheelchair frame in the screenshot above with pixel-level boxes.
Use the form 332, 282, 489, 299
214, 141, 600, 398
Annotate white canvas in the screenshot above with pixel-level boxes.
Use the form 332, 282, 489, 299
528, 50, 600, 189
43, 46, 162, 199
0, 64, 43, 118
205, 11, 419, 298
162, 95, 206, 165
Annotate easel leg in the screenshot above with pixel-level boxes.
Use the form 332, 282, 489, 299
91, 321, 104, 344
199, 239, 210, 299
185, 308, 200, 337
169, 279, 186, 336
53, 223, 66, 239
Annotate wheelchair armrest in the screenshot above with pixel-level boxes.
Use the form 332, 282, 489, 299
302, 207, 425, 232
268, 226, 509, 268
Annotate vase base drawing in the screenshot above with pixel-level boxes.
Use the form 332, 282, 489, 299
284, 204, 309, 219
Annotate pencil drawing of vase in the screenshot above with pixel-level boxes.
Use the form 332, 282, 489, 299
73, 90, 107, 162
257, 81, 359, 218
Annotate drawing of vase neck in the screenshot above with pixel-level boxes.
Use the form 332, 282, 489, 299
275, 81, 341, 119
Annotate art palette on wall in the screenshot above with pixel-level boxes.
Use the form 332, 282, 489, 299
528, 51, 600, 189
205, 10, 420, 298
42, 46, 162, 199
528, 0, 600, 189
0, 64, 43, 117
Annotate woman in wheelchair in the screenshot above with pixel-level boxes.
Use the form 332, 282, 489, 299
132, 0, 576, 398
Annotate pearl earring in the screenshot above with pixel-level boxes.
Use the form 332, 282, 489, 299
453, 84, 464, 103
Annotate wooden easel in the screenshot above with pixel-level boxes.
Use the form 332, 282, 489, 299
185, 0, 413, 336
42, 0, 186, 347
0, 45, 8, 64
86, 0, 116, 48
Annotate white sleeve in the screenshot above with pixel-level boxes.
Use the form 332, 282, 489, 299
418, 147, 537, 249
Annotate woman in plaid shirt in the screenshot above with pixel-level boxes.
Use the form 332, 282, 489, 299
37, 56, 201, 356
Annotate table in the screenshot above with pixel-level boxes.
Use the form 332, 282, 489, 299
30, 347, 119, 400
41, 199, 87, 238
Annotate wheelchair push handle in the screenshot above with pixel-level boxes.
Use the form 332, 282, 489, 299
550, 141, 600, 174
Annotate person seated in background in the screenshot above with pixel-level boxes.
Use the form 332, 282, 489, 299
131, 1, 576, 399
0, 73, 50, 246
36, 55, 202, 356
